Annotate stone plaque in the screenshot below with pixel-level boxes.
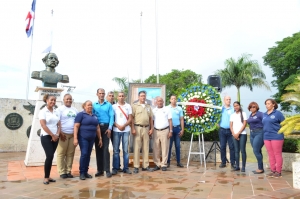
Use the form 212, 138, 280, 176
5, 113, 23, 130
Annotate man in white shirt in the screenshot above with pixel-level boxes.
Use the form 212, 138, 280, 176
112, 91, 133, 175
152, 97, 173, 171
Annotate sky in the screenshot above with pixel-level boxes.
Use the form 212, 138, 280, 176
1, 0, 300, 115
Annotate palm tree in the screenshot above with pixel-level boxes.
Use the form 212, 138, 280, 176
279, 75, 300, 135
112, 77, 141, 95
215, 54, 270, 102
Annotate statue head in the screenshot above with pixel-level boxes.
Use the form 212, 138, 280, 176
42, 53, 59, 69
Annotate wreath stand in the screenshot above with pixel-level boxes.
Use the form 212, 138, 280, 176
186, 133, 206, 169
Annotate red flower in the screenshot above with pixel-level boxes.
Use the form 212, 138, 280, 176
186, 98, 206, 118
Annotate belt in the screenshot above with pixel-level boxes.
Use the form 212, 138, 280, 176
154, 126, 169, 131
220, 127, 230, 130
173, 125, 180, 128
251, 128, 263, 132
99, 123, 109, 126
134, 124, 149, 128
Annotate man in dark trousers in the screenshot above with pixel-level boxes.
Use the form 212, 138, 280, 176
93, 88, 114, 178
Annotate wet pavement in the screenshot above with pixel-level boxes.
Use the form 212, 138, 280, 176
0, 151, 299, 199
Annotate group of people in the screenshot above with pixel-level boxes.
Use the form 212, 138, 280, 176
39, 89, 185, 184
219, 96, 285, 178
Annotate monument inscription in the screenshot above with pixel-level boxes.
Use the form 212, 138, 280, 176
5, 113, 23, 130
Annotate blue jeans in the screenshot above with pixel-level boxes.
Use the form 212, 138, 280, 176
250, 129, 264, 170
78, 135, 94, 174
167, 126, 181, 164
113, 131, 130, 171
232, 134, 247, 169
219, 128, 235, 165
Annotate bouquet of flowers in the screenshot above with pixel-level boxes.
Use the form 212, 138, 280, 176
178, 84, 222, 135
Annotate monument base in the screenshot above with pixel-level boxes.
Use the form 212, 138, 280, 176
24, 87, 64, 166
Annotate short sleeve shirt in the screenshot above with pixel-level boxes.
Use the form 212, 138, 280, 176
112, 103, 132, 132
219, 106, 234, 129
131, 102, 153, 125
168, 105, 183, 126
230, 111, 248, 134
39, 107, 60, 136
75, 111, 99, 140
153, 106, 172, 129
262, 110, 285, 140
247, 111, 263, 130
57, 105, 78, 134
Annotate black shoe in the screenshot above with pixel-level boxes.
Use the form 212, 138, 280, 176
233, 168, 240, 171
133, 168, 139, 174
43, 181, 49, 185
167, 163, 170, 168
106, 171, 112, 178
124, 169, 132, 174
118, 168, 123, 172
48, 178, 56, 182
219, 164, 226, 168
112, 169, 118, 175
80, 174, 86, 180
60, 174, 68, 179
231, 164, 236, 169
153, 165, 160, 171
85, 173, 93, 178
66, 173, 74, 178
177, 163, 184, 168
95, 171, 104, 177
241, 168, 245, 172
162, 167, 167, 171
142, 167, 154, 172
252, 170, 264, 174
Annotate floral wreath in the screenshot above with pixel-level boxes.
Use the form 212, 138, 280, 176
178, 84, 222, 135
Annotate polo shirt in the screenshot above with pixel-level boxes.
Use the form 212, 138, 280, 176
168, 105, 183, 126
75, 111, 98, 140
247, 111, 263, 130
112, 102, 132, 132
93, 100, 114, 130
153, 106, 172, 129
39, 107, 60, 136
219, 106, 234, 129
57, 105, 78, 134
230, 111, 248, 134
262, 109, 285, 140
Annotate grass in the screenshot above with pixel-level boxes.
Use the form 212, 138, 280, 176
246, 135, 268, 163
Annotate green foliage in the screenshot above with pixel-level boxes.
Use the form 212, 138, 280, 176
282, 138, 300, 153
216, 53, 270, 102
181, 128, 220, 141
144, 69, 202, 100
112, 77, 141, 96
263, 32, 300, 112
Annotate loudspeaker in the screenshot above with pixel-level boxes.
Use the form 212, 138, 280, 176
207, 75, 222, 92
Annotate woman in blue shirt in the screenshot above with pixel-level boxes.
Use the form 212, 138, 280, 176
247, 102, 264, 174
74, 100, 102, 180
262, 99, 285, 178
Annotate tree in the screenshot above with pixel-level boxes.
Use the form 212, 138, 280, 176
279, 75, 300, 135
112, 77, 141, 96
144, 69, 202, 99
215, 54, 270, 102
263, 32, 300, 112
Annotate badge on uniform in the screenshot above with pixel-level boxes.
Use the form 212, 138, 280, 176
120, 112, 123, 118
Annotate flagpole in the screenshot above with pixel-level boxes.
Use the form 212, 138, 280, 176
155, 0, 159, 83
140, 11, 143, 83
25, 1, 37, 101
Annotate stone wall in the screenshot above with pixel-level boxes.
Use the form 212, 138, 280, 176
0, 98, 82, 152
282, 152, 300, 171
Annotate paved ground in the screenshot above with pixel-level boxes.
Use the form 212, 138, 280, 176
0, 151, 299, 199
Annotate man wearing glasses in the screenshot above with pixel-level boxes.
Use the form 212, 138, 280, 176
111, 91, 133, 175
93, 88, 114, 178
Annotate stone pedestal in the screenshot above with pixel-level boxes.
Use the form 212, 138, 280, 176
24, 87, 64, 166
293, 162, 300, 189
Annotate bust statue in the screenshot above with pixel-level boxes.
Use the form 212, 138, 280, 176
31, 53, 69, 88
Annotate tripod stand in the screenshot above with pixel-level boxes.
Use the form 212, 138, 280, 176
205, 131, 228, 166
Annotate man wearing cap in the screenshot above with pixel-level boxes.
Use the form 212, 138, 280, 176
152, 97, 172, 171
131, 90, 154, 173
93, 88, 114, 178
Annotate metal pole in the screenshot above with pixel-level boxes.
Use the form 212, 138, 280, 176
140, 12, 143, 83
155, 0, 159, 83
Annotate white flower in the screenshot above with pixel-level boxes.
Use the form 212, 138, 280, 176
206, 118, 209, 121
184, 98, 187, 101
191, 120, 195, 123
196, 120, 199, 123
201, 119, 205, 123
198, 92, 201, 95
203, 93, 206, 96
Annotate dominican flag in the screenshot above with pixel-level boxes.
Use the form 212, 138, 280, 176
25, 0, 36, 37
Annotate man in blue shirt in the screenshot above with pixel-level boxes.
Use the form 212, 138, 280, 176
219, 95, 235, 168
93, 88, 114, 178
167, 95, 184, 168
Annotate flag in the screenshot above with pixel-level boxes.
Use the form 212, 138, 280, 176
25, 0, 36, 37
42, 45, 52, 53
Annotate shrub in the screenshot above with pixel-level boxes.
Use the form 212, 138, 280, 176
282, 137, 300, 153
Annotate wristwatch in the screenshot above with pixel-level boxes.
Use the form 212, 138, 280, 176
170, 130, 173, 133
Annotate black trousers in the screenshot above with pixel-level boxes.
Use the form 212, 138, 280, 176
41, 135, 58, 178
95, 125, 110, 172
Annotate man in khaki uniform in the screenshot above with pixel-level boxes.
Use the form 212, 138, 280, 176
131, 91, 154, 173
152, 97, 173, 171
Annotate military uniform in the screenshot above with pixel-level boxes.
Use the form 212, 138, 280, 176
131, 102, 153, 168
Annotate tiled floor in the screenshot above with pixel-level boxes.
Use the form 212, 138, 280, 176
0, 151, 299, 199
